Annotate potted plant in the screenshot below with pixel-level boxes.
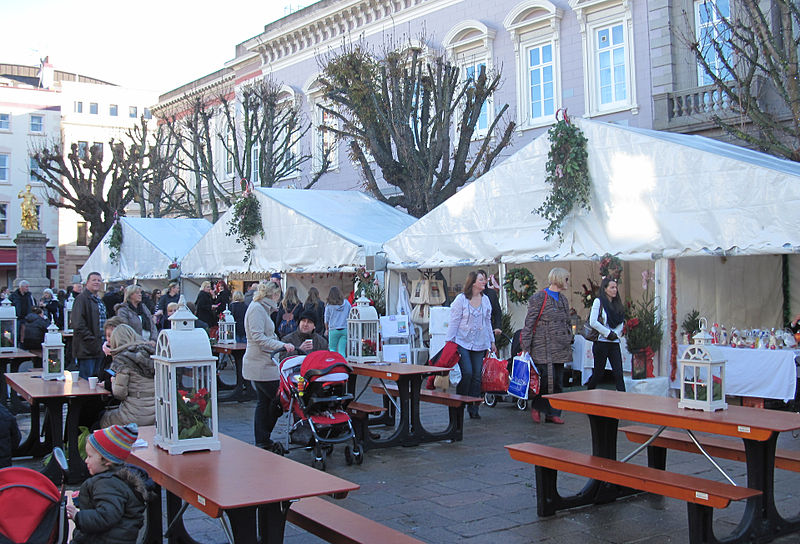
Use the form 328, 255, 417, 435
681, 309, 700, 344
624, 292, 663, 379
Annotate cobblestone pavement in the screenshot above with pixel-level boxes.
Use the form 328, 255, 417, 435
12, 376, 800, 543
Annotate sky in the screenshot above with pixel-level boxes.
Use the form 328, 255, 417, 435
1, 0, 313, 93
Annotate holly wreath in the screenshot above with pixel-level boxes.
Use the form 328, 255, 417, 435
503, 268, 537, 304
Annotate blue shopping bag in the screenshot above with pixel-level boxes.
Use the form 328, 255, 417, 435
508, 353, 534, 400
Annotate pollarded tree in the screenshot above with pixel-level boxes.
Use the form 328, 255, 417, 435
319, 41, 515, 217
687, 0, 799, 161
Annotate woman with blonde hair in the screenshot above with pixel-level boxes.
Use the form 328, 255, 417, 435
116, 285, 155, 341
99, 324, 156, 427
520, 267, 573, 424
230, 290, 247, 343
242, 282, 295, 451
276, 286, 303, 338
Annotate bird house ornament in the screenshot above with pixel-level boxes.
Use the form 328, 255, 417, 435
41, 321, 65, 380
678, 345, 727, 412
347, 297, 381, 364
0, 298, 17, 352
217, 310, 235, 344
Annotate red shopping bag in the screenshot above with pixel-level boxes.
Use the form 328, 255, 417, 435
481, 353, 509, 393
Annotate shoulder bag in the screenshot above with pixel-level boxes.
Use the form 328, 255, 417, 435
582, 303, 603, 342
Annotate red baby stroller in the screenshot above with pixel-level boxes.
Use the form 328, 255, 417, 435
0, 448, 68, 544
277, 351, 363, 470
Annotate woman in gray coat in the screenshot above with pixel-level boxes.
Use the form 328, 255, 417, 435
115, 285, 155, 341
242, 282, 295, 452
99, 324, 156, 427
520, 267, 573, 425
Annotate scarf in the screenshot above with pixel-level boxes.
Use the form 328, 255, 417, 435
600, 295, 624, 329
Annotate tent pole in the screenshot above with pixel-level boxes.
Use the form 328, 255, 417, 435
498, 263, 508, 313
653, 258, 670, 379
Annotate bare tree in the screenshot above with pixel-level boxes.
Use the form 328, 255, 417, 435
30, 140, 135, 251
216, 78, 330, 189
685, 0, 799, 161
319, 41, 515, 217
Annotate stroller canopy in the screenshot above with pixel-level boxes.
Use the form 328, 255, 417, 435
300, 351, 351, 383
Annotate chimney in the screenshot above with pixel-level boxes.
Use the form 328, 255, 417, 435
38, 56, 54, 89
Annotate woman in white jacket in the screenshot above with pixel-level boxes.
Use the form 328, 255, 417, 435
585, 277, 626, 391
242, 282, 295, 451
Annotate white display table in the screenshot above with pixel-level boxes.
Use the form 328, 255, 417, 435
570, 335, 632, 385
670, 344, 800, 402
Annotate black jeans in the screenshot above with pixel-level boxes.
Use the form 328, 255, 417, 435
251, 380, 282, 448
531, 363, 564, 416
586, 341, 626, 391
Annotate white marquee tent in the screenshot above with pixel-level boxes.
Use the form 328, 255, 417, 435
80, 217, 212, 283
180, 187, 417, 277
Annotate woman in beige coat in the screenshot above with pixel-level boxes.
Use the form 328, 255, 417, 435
243, 282, 295, 451
99, 324, 156, 427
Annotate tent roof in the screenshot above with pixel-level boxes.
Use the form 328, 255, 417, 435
80, 217, 212, 282
180, 188, 416, 276
384, 119, 800, 268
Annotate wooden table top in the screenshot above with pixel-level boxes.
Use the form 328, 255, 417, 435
129, 426, 359, 518
349, 362, 447, 380
547, 390, 800, 441
0, 349, 36, 360
4, 371, 110, 403
211, 342, 247, 353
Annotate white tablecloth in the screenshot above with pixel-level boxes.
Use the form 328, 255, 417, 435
569, 335, 632, 385
670, 344, 799, 401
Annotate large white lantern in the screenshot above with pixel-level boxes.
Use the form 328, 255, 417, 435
678, 345, 727, 412
346, 296, 381, 364
41, 321, 65, 381
152, 296, 220, 454
63, 294, 74, 332
217, 309, 235, 344
0, 298, 17, 352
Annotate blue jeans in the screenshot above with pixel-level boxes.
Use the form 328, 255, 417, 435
456, 346, 484, 415
329, 329, 347, 357
251, 380, 281, 448
77, 358, 103, 380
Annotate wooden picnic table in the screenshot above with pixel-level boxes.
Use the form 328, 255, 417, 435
544, 389, 800, 543
348, 362, 449, 448
6, 370, 110, 484
211, 342, 254, 402
130, 426, 359, 544
0, 348, 38, 411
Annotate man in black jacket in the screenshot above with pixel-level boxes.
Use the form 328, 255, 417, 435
72, 272, 107, 379
10, 280, 36, 342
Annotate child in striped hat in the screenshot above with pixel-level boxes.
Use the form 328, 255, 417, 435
67, 424, 148, 544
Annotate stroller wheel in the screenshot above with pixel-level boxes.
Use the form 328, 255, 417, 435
484, 393, 497, 407
270, 442, 287, 456
352, 443, 364, 465
312, 456, 327, 471
516, 398, 528, 411
344, 446, 354, 465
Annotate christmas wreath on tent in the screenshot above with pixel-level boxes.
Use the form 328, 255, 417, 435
504, 268, 537, 304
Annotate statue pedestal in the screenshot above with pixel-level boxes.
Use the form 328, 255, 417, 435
14, 229, 50, 300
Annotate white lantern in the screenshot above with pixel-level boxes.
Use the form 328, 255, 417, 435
41, 321, 65, 381
678, 345, 727, 412
0, 298, 17, 352
346, 296, 381, 364
692, 317, 714, 345
217, 309, 235, 344
152, 296, 220, 454
63, 294, 74, 332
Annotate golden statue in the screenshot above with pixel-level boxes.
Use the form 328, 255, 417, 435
18, 184, 39, 231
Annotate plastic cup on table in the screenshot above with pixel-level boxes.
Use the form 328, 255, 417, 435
88, 376, 98, 389
70, 371, 80, 382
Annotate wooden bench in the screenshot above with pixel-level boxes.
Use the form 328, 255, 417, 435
346, 401, 386, 444
370, 383, 482, 443
620, 424, 800, 472
506, 442, 761, 543
288, 496, 425, 544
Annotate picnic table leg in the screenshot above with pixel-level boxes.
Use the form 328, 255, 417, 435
257, 501, 289, 544
141, 483, 163, 544
13, 401, 49, 457
40, 399, 66, 485
164, 492, 203, 544
63, 398, 90, 484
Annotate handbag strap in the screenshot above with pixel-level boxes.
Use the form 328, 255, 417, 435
531, 291, 548, 336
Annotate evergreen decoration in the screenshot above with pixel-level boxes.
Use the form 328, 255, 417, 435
226, 183, 264, 263
106, 220, 123, 264
624, 292, 663, 353
536, 110, 590, 241
681, 309, 701, 337
504, 268, 537, 305
354, 266, 385, 315
496, 311, 514, 351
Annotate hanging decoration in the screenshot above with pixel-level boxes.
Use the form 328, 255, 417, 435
503, 268, 537, 304
670, 259, 678, 381
599, 253, 623, 281
353, 266, 385, 316
106, 214, 123, 264
536, 109, 591, 241
226, 179, 264, 263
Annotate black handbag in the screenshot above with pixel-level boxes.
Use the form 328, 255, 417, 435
582, 307, 603, 342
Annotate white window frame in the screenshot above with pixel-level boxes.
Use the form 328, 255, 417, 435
0, 113, 10, 131
89, 102, 98, 115
29, 157, 41, 182
30, 114, 44, 133
74, 101, 83, 113
251, 143, 260, 184
443, 20, 496, 140
277, 86, 301, 179
129, 106, 138, 118
505, 1, 563, 130
224, 128, 234, 176
304, 77, 338, 173
0, 203, 7, 235
109, 104, 118, 116
0, 153, 8, 182
694, 0, 732, 85
571, 0, 638, 117
78, 141, 88, 160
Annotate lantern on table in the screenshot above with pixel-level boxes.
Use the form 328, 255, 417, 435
63, 294, 74, 332
152, 296, 220, 454
678, 345, 727, 411
217, 309, 235, 344
41, 321, 65, 381
0, 298, 17, 352
692, 317, 714, 346
347, 296, 381, 364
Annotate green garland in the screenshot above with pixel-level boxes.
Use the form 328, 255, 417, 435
504, 268, 537, 304
536, 111, 591, 241
226, 192, 265, 263
105, 221, 123, 264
